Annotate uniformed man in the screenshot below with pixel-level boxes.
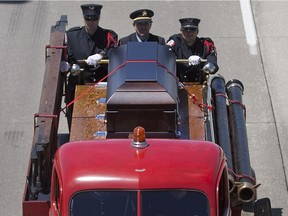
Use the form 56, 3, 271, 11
166, 18, 219, 83
65, 4, 118, 83
119, 9, 165, 45
62, 4, 118, 129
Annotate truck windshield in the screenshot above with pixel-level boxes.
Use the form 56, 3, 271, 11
70, 190, 209, 216
70, 191, 137, 216
142, 190, 209, 216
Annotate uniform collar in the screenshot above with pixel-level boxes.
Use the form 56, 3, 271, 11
136, 33, 148, 42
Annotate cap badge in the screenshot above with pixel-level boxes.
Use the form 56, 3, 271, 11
89, 6, 95, 10
142, 10, 147, 17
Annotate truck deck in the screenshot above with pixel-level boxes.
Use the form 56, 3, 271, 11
70, 83, 205, 141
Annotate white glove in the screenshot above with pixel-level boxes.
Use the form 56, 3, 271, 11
86, 54, 103, 66
188, 55, 201, 66
60, 61, 70, 72
202, 62, 216, 74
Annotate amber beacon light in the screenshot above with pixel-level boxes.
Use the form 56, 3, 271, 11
131, 126, 149, 148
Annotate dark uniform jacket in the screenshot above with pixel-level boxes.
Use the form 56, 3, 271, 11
65, 26, 118, 130
119, 32, 165, 45
66, 26, 118, 83
167, 34, 218, 82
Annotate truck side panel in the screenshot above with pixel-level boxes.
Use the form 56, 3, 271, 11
23, 200, 50, 216
23, 15, 67, 216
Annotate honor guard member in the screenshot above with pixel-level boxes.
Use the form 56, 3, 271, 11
167, 18, 218, 83
62, 4, 118, 129
119, 9, 165, 45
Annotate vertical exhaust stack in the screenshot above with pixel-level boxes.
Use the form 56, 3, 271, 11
211, 75, 235, 193
226, 79, 255, 203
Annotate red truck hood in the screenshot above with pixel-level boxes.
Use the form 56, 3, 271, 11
54, 139, 224, 197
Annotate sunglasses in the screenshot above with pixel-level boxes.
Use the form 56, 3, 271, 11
182, 27, 198, 32
135, 21, 152, 26
84, 16, 99, 21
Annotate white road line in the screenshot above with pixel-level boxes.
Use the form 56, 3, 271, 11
240, 0, 258, 55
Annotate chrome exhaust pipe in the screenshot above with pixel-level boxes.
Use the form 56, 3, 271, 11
237, 182, 256, 203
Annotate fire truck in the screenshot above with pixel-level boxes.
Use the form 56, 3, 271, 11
22, 16, 272, 216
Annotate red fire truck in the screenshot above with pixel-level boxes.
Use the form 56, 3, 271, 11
22, 16, 272, 216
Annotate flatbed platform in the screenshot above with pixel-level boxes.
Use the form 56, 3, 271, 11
70, 83, 205, 141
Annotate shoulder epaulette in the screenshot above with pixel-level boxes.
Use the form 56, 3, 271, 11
201, 37, 214, 43
103, 28, 117, 35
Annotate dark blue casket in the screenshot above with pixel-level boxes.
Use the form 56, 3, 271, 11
106, 42, 178, 138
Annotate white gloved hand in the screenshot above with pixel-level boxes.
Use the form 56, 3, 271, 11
86, 54, 103, 66
60, 61, 70, 72
202, 62, 216, 74
188, 55, 201, 66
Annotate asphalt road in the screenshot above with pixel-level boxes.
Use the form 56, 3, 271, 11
0, 1, 287, 215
